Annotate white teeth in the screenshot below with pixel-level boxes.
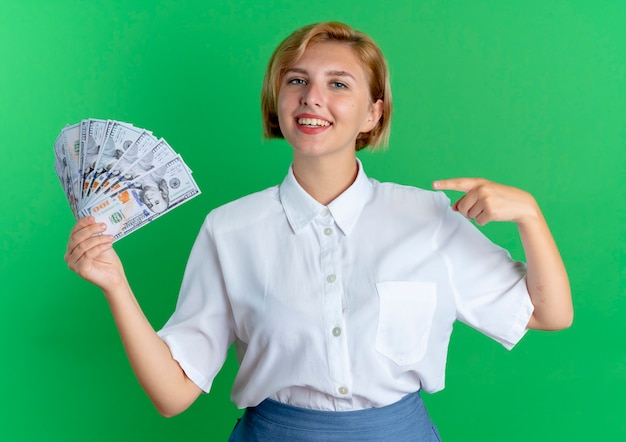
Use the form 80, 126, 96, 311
297, 117, 330, 127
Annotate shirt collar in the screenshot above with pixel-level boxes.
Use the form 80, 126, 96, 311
279, 158, 372, 236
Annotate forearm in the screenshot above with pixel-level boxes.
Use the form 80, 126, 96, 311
431, 179, 573, 330
517, 204, 573, 330
65, 218, 201, 415
103, 282, 201, 417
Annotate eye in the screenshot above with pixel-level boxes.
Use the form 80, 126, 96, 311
287, 77, 307, 85
331, 81, 348, 89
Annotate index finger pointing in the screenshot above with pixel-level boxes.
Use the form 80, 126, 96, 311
432, 178, 483, 193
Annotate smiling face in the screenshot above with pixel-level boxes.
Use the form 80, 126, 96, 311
276, 42, 383, 162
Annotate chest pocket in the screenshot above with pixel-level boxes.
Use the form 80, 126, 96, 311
375, 281, 437, 365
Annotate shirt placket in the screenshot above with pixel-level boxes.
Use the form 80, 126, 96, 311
316, 207, 353, 407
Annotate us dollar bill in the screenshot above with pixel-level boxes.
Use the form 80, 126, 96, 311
89, 137, 178, 205
79, 155, 201, 241
53, 130, 77, 216
62, 122, 83, 212
55, 119, 200, 241
80, 118, 110, 200
87, 130, 159, 202
79, 121, 146, 209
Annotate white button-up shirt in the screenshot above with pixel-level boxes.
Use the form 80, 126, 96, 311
157, 161, 534, 411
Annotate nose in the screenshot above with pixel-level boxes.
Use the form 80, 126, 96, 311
301, 82, 322, 107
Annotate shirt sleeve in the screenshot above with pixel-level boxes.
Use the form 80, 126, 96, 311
157, 214, 235, 392
433, 194, 534, 350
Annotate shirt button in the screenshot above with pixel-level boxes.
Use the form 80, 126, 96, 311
323, 227, 333, 236
332, 327, 342, 337
321, 208, 330, 217
326, 274, 337, 283
338, 386, 349, 395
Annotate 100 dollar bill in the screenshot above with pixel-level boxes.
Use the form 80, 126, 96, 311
79, 156, 201, 241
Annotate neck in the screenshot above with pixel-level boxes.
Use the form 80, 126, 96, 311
292, 154, 358, 206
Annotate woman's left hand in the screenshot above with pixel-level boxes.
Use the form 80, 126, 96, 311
434, 177, 573, 330
433, 178, 539, 226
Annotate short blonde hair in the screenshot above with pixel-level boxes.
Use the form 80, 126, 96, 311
261, 22, 393, 151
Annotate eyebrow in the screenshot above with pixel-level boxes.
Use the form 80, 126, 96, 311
285, 67, 356, 80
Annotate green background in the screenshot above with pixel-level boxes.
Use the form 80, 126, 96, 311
1, 1, 624, 440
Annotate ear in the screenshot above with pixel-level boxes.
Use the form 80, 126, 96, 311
361, 99, 384, 133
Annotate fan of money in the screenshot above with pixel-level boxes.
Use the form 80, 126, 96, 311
53, 119, 201, 242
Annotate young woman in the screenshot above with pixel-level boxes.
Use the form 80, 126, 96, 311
65, 22, 573, 441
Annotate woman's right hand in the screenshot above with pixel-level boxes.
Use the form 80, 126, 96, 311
64, 216, 126, 292
65, 218, 202, 415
